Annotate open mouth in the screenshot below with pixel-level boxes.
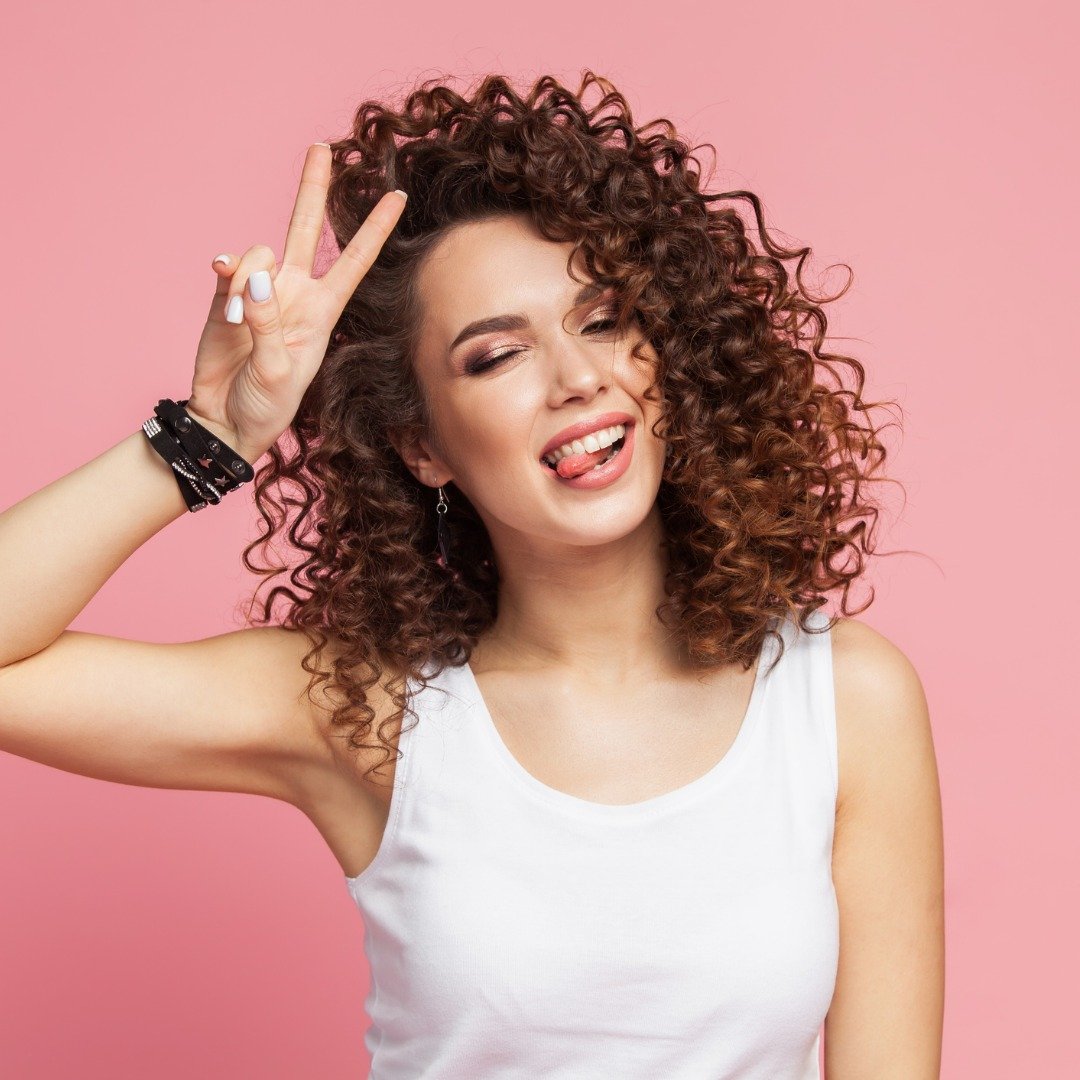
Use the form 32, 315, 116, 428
591, 433, 626, 467
539, 421, 633, 483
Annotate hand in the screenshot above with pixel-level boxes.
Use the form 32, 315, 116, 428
185, 144, 407, 463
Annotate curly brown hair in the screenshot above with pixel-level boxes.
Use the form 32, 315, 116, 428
238, 69, 904, 785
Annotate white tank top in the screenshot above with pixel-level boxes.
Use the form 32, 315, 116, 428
345, 607, 840, 1079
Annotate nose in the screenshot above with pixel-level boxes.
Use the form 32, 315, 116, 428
546, 335, 613, 403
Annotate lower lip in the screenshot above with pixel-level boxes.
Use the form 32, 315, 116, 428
540, 422, 636, 490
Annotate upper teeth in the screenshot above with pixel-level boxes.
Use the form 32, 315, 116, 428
542, 423, 626, 466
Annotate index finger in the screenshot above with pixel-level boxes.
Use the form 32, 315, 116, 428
281, 143, 335, 273
319, 189, 408, 308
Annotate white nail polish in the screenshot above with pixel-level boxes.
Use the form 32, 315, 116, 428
212, 254, 231, 267
226, 295, 244, 324
249, 270, 271, 303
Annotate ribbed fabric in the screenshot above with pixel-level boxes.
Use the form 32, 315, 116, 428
345, 608, 840, 1079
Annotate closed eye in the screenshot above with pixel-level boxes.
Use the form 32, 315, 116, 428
584, 316, 617, 333
465, 310, 620, 374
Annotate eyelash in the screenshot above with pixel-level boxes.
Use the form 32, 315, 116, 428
466, 311, 620, 375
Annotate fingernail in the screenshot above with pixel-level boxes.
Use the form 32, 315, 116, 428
212, 254, 231, 267
393, 189, 408, 202
226, 295, 244, 324
249, 270, 271, 303
314, 141, 331, 148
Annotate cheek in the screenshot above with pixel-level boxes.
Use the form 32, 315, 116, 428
442, 407, 551, 523
444, 396, 537, 478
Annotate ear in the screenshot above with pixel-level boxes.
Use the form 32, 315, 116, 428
388, 425, 454, 489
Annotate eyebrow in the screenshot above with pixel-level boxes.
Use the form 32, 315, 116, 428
447, 282, 609, 356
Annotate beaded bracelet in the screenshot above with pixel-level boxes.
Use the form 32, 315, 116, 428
141, 397, 254, 512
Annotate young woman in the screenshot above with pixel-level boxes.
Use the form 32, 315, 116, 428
0, 72, 944, 1077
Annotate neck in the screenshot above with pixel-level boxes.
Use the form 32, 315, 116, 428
472, 503, 688, 681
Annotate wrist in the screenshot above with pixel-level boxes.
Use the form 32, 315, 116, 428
182, 407, 261, 466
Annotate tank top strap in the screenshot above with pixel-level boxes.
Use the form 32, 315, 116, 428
804, 607, 840, 802
776, 605, 839, 803
398, 655, 477, 775
342, 655, 470, 896
746, 606, 840, 864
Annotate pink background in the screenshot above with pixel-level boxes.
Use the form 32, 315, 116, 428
1, 1, 1076, 1076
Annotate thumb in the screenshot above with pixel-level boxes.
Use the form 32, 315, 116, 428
240, 269, 292, 384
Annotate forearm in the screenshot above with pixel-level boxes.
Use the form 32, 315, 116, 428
0, 420, 249, 668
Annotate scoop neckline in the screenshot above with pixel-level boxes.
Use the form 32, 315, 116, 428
461, 626, 777, 821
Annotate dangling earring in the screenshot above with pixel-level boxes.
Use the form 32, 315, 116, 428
435, 484, 451, 568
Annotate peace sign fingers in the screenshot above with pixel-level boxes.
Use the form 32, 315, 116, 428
319, 187, 409, 311
281, 143, 335, 274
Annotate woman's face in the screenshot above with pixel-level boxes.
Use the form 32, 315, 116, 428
403, 212, 666, 553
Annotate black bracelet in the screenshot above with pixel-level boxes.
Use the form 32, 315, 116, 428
141, 398, 254, 513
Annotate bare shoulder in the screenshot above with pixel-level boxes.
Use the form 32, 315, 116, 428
271, 629, 404, 731
258, 628, 411, 877
823, 615, 945, 1072
827, 615, 936, 815
260, 627, 407, 800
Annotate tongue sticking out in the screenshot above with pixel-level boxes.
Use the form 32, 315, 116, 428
554, 442, 617, 479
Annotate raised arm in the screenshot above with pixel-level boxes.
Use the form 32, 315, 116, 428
0, 145, 407, 803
